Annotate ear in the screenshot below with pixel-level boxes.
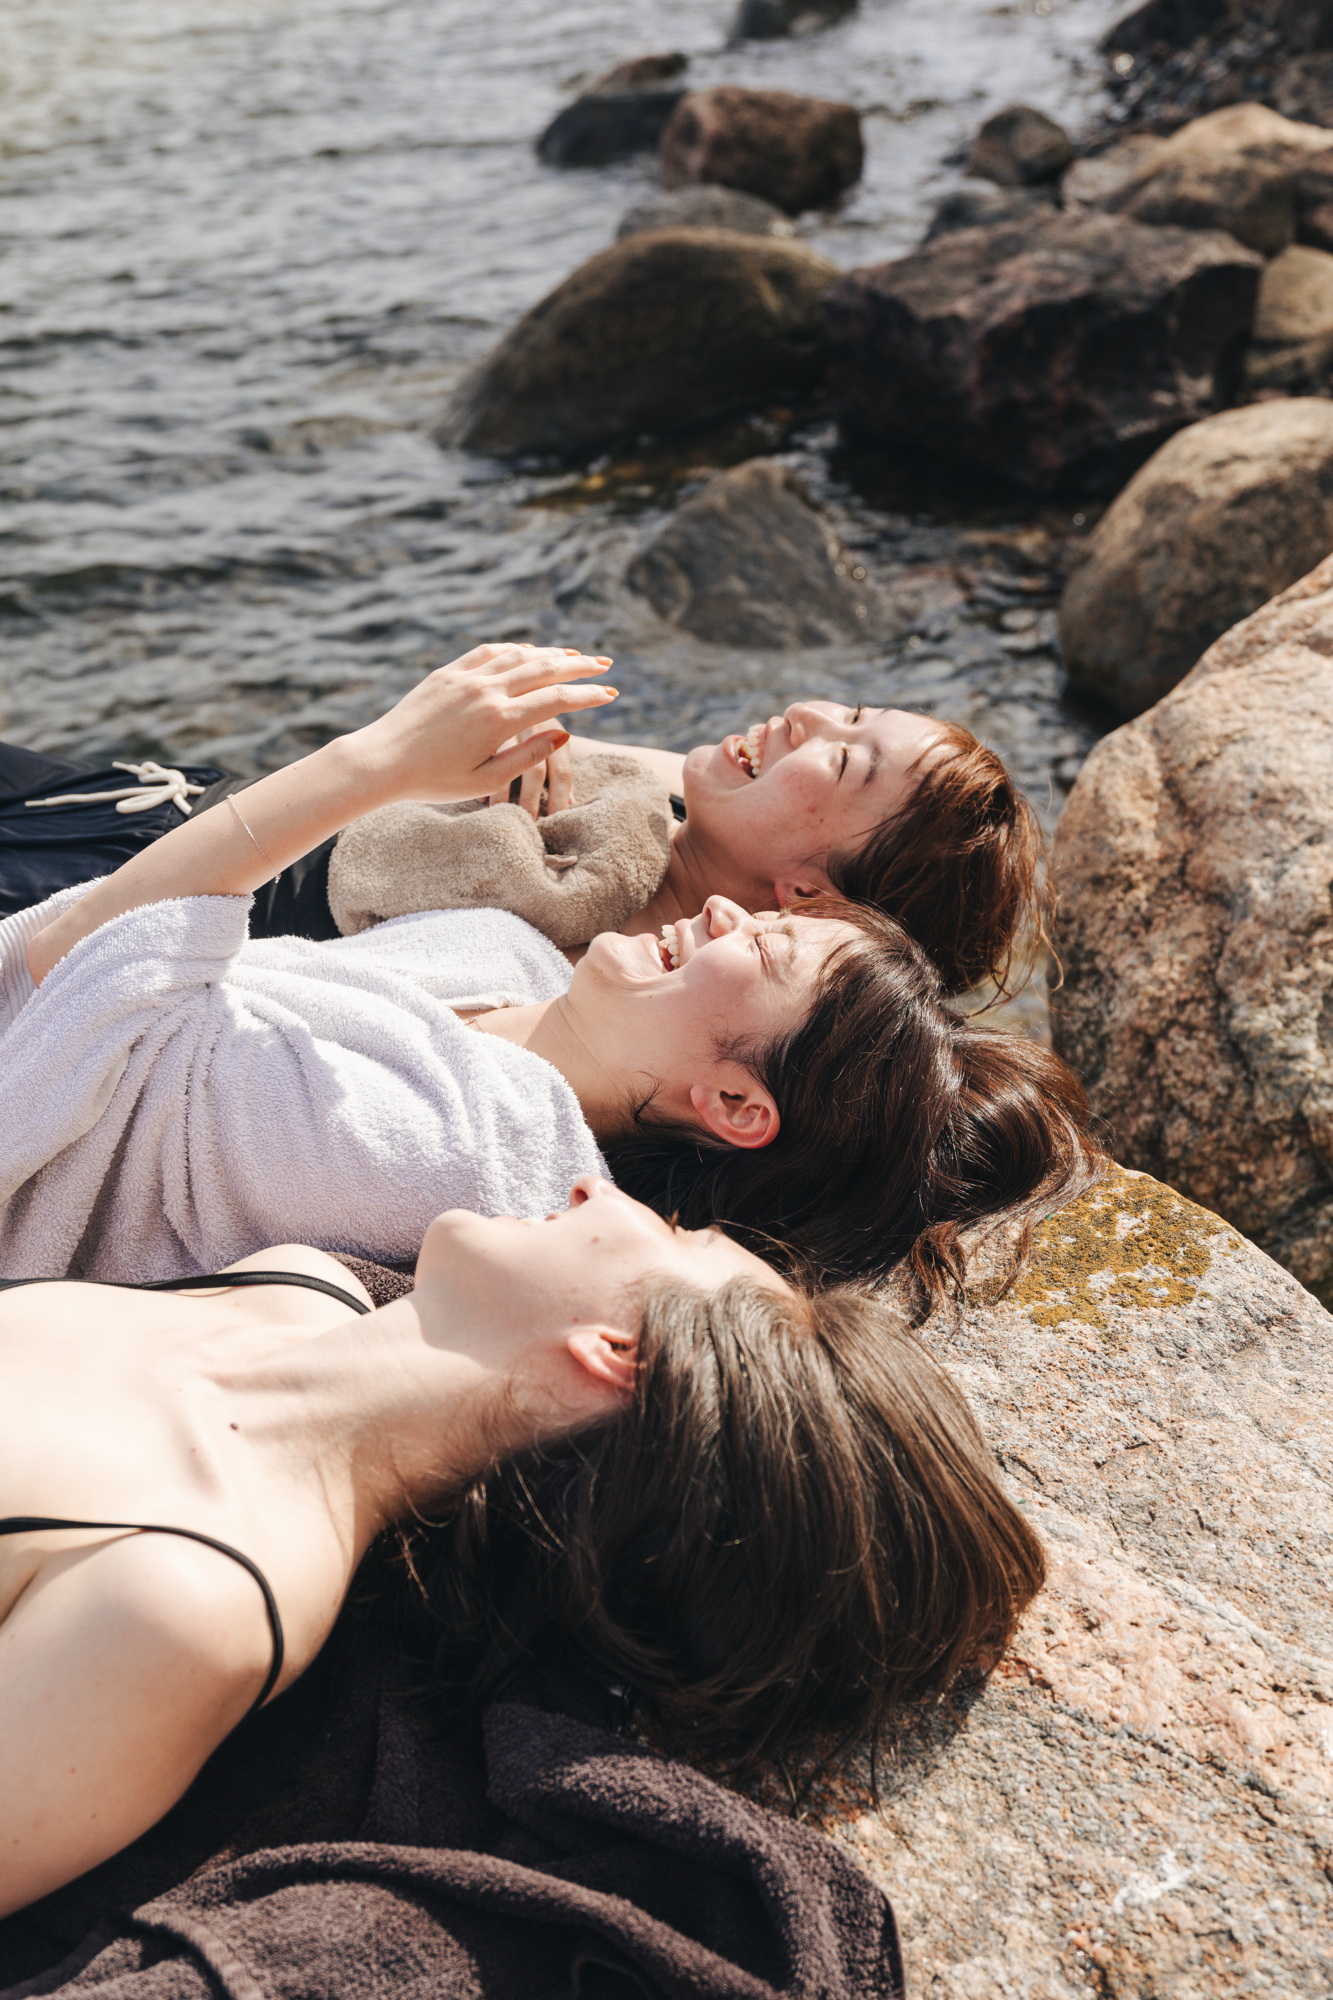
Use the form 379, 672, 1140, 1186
565, 1324, 639, 1399
688, 1079, 780, 1150
773, 870, 830, 910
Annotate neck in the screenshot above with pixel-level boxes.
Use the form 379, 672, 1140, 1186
214, 1294, 533, 1550
467, 996, 628, 1142
623, 820, 761, 935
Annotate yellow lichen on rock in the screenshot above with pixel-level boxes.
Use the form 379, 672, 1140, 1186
1008, 1167, 1241, 1330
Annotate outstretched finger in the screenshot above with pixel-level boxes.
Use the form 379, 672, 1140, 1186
492, 648, 612, 697
506, 681, 618, 730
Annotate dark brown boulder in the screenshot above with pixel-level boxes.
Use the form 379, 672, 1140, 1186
626, 458, 896, 648
728, 0, 857, 38
823, 211, 1262, 493
966, 105, 1074, 186
536, 54, 688, 168
442, 230, 838, 461
659, 87, 863, 217
1102, 0, 1234, 56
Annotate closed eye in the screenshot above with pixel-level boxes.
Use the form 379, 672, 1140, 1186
839, 747, 849, 779
851, 704, 864, 723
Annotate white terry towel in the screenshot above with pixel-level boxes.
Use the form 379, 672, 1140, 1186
0, 891, 606, 1280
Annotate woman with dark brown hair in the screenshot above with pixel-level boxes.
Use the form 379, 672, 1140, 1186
0, 1179, 1045, 1916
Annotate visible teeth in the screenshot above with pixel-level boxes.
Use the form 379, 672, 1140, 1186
737, 725, 763, 778
659, 923, 681, 970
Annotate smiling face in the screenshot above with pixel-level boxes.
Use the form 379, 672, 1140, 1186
567, 896, 861, 1144
680, 702, 947, 908
418, 1175, 788, 1345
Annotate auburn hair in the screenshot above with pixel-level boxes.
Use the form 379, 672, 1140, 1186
605, 899, 1101, 1296
826, 719, 1048, 1000
412, 1276, 1046, 1778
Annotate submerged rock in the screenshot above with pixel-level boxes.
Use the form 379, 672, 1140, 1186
1245, 240, 1333, 385
920, 182, 1056, 243
823, 212, 1261, 493
729, 0, 857, 38
536, 53, 688, 168
1095, 101, 1333, 255
659, 87, 863, 217
616, 186, 793, 241
1102, 0, 1236, 56
1059, 399, 1333, 714
1051, 553, 1333, 1293
843, 1166, 1333, 1995
966, 104, 1074, 186
442, 230, 838, 461
626, 458, 894, 648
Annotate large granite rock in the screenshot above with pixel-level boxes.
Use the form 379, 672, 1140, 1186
920, 182, 1056, 244
823, 212, 1262, 493
442, 230, 838, 461
536, 55, 688, 169
1294, 142, 1333, 249
659, 87, 863, 217
626, 457, 894, 648
967, 104, 1074, 187
1245, 241, 1333, 385
1058, 399, 1333, 715
758, 1168, 1333, 1994
1095, 101, 1333, 255
1050, 555, 1333, 1292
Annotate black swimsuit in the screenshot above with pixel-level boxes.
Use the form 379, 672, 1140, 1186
0, 1267, 372, 1713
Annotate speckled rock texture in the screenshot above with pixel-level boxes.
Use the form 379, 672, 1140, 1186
1050, 554, 1333, 1292
1095, 101, 1333, 255
1058, 399, 1333, 716
778, 1169, 1333, 1996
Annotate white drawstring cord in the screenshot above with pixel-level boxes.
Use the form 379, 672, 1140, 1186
24, 760, 207, 818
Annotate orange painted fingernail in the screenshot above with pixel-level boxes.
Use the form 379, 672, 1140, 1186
563, 648, 580, 655
601, 687, 618, 698
552, 730, 570, 747
595, 656, 613, 665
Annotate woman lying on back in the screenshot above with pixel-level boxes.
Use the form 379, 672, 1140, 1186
0, 645, 1096, 1292
1, 681, 1040, 999
0, 1180, 1045, 1917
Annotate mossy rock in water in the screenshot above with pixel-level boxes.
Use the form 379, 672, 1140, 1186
735, 1169, 1333, 1995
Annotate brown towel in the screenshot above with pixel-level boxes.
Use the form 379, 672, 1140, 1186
0, 1591, 904, 2000
327, 752, 673, 949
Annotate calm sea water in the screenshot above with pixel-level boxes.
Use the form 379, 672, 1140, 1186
1, 0, 1126, 815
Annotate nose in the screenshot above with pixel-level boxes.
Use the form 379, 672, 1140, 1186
567, 1173, 617, 1208
781, 701, 833, 748
702, 894, 759, 938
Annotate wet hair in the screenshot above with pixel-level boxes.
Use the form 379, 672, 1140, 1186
605, 899, 1101, 1297
413, 1277, 1046, 1776
825, 719, 1047, 999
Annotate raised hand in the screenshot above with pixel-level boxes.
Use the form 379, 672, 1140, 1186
352, 643, 612, 808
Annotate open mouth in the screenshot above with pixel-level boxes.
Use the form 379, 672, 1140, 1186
657, 923, 681, 972
735, 725, 764, 779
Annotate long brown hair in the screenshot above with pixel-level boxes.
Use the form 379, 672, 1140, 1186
605, 900, 1101, 1296
827, 719, 1047, 999
413, 1277, 1046, 1777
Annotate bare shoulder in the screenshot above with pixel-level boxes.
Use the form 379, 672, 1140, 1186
565, 733, 685, 795
0, 1529, 274, 1916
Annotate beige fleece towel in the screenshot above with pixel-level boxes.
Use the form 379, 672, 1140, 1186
326, 752, 673, 949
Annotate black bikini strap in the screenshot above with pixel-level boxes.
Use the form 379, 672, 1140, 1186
0, 1516, 286, 1712
0, 1269, 372, 1314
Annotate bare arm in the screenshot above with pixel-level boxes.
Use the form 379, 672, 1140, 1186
28, 643, 614, 986
0, 1535, 273, 1916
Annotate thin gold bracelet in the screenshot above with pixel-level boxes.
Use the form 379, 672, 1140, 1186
226, 794, 279, 883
